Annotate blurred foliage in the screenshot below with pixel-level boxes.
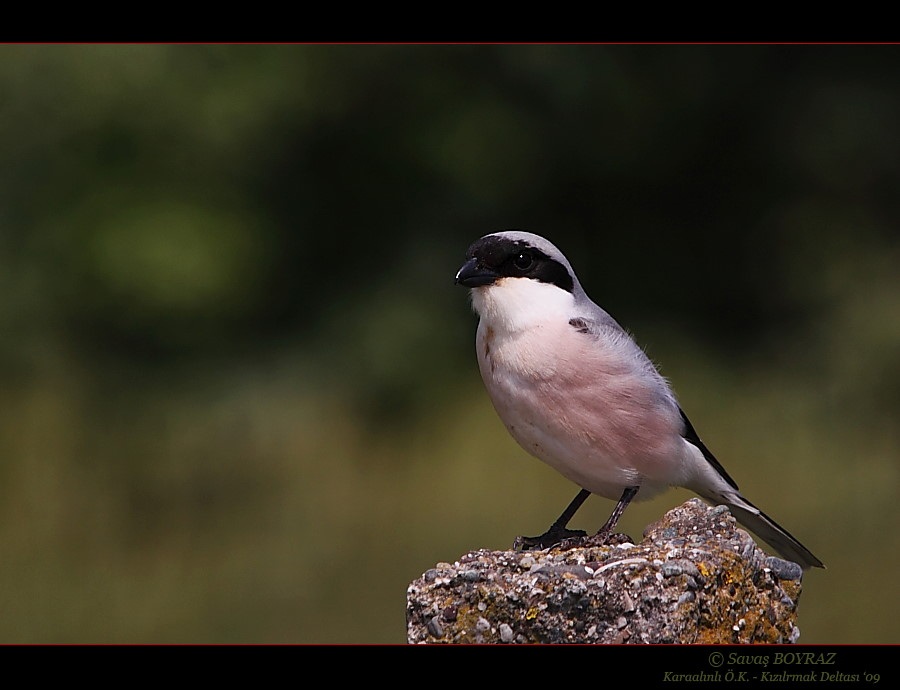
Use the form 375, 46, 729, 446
0, 44, 898, 642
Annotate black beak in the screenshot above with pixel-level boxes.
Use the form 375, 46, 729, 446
455, 257, 499, 287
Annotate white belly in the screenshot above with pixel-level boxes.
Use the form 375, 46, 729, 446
476, 318, 691, 500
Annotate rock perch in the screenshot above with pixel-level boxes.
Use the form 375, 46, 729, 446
406, 498, 805, 644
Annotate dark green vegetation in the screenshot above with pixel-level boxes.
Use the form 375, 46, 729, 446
1, 45, 898, 641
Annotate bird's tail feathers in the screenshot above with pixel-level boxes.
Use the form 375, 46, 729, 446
697, 488, 824, 570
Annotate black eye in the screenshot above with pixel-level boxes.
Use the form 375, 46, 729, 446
513, 251, 534, 271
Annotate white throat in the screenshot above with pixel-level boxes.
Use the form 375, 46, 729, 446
470, 277, 576, 333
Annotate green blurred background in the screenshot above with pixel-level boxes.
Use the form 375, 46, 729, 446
1, 44, 898, 643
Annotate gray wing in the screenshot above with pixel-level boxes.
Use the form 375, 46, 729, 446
568, 313, 739, 491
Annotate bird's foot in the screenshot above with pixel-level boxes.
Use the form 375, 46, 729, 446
513, 526, 588, 552
577, 530, 633, 549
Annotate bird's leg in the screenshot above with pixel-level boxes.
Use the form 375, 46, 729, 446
513, 488, 591, 551
585, 485, 639, 545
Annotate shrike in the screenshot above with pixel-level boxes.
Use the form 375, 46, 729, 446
455, 230, 823, 570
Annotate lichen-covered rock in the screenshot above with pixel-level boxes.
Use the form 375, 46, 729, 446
406, 499, 804, 644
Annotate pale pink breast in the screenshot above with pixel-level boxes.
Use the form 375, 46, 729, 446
478, 320, 687, 498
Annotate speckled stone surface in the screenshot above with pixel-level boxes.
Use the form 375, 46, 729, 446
406, 499, 805, 644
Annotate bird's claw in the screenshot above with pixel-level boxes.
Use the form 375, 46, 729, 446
579, 530, 633, 548
513, 527, 588, 552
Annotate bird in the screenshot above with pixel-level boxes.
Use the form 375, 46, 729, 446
454, 230, 824, 570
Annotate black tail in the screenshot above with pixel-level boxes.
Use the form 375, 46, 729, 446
704, 489, 825, 570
